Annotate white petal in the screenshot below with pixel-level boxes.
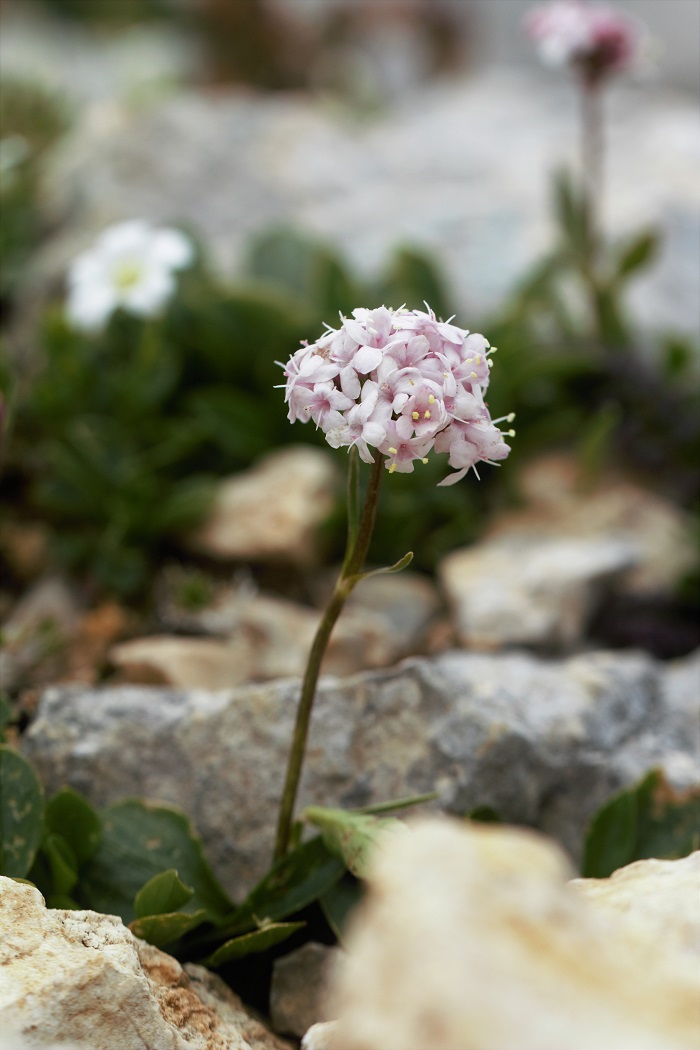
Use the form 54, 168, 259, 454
151, 228, 193, 269
123, 270, 174, 315
97, 220, 151, 259
66, 281, 117, 332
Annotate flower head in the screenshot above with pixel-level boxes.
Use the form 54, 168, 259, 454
66, 219, 193, 332
526, 1, 639, 85
280, 305, 512, 486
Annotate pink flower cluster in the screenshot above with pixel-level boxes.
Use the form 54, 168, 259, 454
281, 305, 513, 487
526, 1, 639, 84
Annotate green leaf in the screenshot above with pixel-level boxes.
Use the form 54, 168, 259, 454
224, 836, 345, 937
582, 769, 700, 878
0, 746, 45, 877
303, 806, 405, 879
45, 787, 101, 865
614, 230, 659, 281
348, 551, 413, 588
354, 791, 438, 816
79, 799, 233, 924
320, 876, 363, 942
553, 169, 591, 260
200, 921, 305, 968
42, 832, 79, 897
129, 908, 208, 949
134, 869, 194, 918
467, 806, 503, 824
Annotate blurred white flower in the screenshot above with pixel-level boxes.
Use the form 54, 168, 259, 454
66, 219, 192, 332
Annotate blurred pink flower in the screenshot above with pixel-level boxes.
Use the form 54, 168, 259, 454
526, 0, 639, 84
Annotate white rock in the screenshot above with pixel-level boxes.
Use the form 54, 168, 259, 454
186, 446, 337, 566
0, 876, 291, 1050
328, 818, 700, 1050
571, 852, 700, 963
439, 534, 638, 649
109, 634, 255, 689
492, 454, 698, 595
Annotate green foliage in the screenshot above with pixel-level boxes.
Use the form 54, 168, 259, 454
303, 805, 404, 879
200, 921, 306, 969
582, 769, 700, 878
0, 746, 45, 877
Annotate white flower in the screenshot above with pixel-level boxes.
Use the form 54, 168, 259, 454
66, 219, 193, 332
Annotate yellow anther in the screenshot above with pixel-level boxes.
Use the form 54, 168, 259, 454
422, 457, 429, 464
424, 410, 431, 419
388, 446, 398, 455
470, 371, 477, 378
428, 394, 435, 404
409, 379, 415, 385
412, 411, 420, 421
475, 355, 481, 364
466, 357, 473, 364
389, 463, 396, 474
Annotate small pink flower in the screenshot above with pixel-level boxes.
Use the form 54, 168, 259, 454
526, 1, 639, 84
280, 305, 512, 486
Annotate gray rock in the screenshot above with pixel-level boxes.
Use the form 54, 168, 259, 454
439, 534, 639, 649
22, 649, 699, 901
0, 576, 82, 693
270, 943, 338, 1038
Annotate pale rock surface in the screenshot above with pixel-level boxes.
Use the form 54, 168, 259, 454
109, 634, 255, 689
490, 454, 698, 595
439, 534, 638, 649
327, 819, 700, 1050
571, 852, 700, 963
185, 447, 337, 566
0, 876, 291, 1050
108, 583, 432, 688
22, 648, 699, 900
270, 943, 338, 1038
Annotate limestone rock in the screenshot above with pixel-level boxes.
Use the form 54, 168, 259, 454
0, 876, 291, 1050
22, 649, 699, 901
490, 454, 698, 596
571, 852, 700, 963
327, 818, 700, 1050
439, 534, 638, 649
109, 634, 255, 689
185, 447, 337, 566
270, 943, 338, 1037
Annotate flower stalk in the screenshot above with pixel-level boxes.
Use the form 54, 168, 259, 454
273, 449, 384, 861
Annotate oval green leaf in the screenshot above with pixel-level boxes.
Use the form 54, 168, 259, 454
134, 868, 194, 919
129, 908, 208, 948
45, 787, 101, 865
201, 921, 305, 968
0, 746, 45, 877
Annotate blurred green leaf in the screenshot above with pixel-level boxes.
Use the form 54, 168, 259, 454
319, 875, 363, 942
614, 230, 659, 282
381, 246, 451, 319
0, 745, 45, 878
129, 908, 208, 949
582, 769, 700, 878
134, 868, 194, 918
200, 921, 305, 968
303, 806, 405, 879
42, 832, 79, 897
45, 787, 101, 865
79, 799, 233, 924
224, 835, 344, 938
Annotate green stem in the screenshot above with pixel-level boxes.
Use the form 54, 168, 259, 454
580, 79, 603, 248
273, 451, 384, 861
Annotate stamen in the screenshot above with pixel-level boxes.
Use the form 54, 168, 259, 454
389, 463, 396, 474
412, 411, 420, 421
422, 457, 429, 464
428, 394, 435, 404
424, 410, 431, 419
388, 446, 398, 455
